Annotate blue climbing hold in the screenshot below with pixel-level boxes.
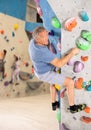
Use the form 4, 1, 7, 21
80, 11, 89, 21
86, 85, 91, 91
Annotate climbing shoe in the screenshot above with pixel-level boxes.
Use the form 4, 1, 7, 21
70, 104, 86, 113
52, 101, 60, 111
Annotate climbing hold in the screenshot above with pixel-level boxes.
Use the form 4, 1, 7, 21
57, 68, 61, 74
84, 106, 91, 113
13, 24, 19, 30
48, 30, 54, 36
4, 81, 9, 86
67, 57, 75, 66
11, 47, 15, 51
60, 88, 66, 98
29, 74, 34, 79
15, 83, 19, 86
12, 32, 15, 37
64, 17, 77, 31
73, 61, 84, 73
25, 62, 29, 67
4, 36, 9, 42
81, 116, 91, 124
13, 89, 15, 92
3, 73, 7, 78
55, 84, 60, 91
19, 71, 33, 80
61, 123, 70, 130
4, 36, 7, 39
89, 80, 91, 84
73, 117, 77, 120
19, 40, 23, 43
6, 39, 9, 42
52, 17, 61, 28
6, 94, 9, 97
31, 65, 34, 73
76, 38, 90, 50
75, 78, 84, 89
37, 4, 42, 17
79, 11, 89, 21
16, 92, 20, 96
23, 62, 29, 67
56, 109, 61, 122
81, 56, 88, 62
26, 81, 42, 90
82, 81, 87, 88
81, 30, 91, 42
0, 30, 4, 34
86, 85, 91, 91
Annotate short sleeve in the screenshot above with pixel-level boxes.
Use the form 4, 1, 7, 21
37, 47, 57, 63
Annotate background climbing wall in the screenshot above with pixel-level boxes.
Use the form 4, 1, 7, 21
0, 13, 50, 98
48, 0, 91, 130
0, 0, 27, 20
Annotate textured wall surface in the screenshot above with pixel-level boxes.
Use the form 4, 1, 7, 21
0, 13, 50, 98
48, 0, 91, 130
0, 0, 27, 20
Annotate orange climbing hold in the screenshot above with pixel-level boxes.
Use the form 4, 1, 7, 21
4, 73, 7, 77
81, 116, 91, 124
75, 78, 84, 89
84, 106, 91, 113
0, 30, 5, 34
65, 17, 77, 31
81, 56, 88, 62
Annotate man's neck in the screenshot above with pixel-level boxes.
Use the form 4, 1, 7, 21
35, 40, 45, 46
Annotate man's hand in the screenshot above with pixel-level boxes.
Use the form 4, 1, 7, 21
51, 47, 80, 68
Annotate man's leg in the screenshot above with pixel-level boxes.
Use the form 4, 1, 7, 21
50, 84, 59, 110
50, 84, 57, 103
63, 77, 74, 106
63, 77, 86, 113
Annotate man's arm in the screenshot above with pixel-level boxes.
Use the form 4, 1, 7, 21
50, 48, 80, 68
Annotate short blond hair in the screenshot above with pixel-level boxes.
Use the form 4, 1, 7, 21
32, 26, 46, 40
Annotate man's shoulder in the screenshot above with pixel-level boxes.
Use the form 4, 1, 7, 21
29, 39, 34, 45
29, 39, 35, 50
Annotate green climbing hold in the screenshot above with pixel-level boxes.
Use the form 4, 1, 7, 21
81, 30, 91, 42
76, 38, 90, 50
52, 17, 61, 28
56, 109, 61, 122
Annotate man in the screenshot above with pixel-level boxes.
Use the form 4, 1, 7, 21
29, 26, 86, 113
0, 49, 7, 79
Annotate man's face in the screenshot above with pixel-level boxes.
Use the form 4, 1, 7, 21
38, 30, 49, 45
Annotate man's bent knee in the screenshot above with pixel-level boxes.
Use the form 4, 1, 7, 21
63, 77, 74, 87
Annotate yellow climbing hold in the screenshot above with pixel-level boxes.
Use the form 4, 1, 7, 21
55, 84, 61, 91
13, 24, 19, 30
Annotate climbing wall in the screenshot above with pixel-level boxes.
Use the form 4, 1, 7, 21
0, 0, 27, 20
0, 13, 50, 98
48, 0, 91, 130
